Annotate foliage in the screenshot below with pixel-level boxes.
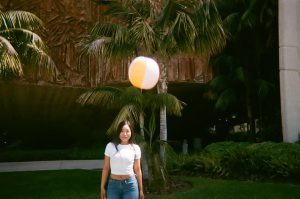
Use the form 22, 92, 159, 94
81, 0, 226, 59
81, 1, 226, 186
206, 0, 279, 137
0, 7, 56, 79
77, 85, 184, 193
77, 86, 183, 135
169, 141, 300, 182
167, 153, 219, 176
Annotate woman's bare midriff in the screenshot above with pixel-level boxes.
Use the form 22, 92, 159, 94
110, 174, 132, 180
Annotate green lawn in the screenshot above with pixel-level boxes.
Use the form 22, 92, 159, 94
0, 170, 300, 199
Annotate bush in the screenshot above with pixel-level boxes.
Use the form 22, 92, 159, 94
169, 141, 300, 182
167, 154, 220, 176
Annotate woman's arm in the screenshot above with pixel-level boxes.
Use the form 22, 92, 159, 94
101, 155, 110, 199
134, 159, 144, 199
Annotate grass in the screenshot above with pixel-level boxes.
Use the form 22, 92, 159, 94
149, 177, 300, 199
0, 170, 300, 199
0, 170, 100, 199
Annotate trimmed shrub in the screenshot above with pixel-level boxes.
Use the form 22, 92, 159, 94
169, 141, 300, 182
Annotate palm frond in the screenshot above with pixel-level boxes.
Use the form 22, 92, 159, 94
223, 12, 241, 33
170, 10, 197, 52
149, 92, 184, 116
215, 88, 236, 111
129, 16, 158, 52
80, 23, 134, 59
256, 79, 274, 100
240, 0, 259, 29
159, 0, 197, 52
76, 86, 123, 108
120, 87, 144, 107
233, 66, 245, 82
143, 111, 156, 149
0, 28, 56, 76
157, 0, 183, 28
0, 35, 22, 78
101, 0, 138, 20
0, 10, 44, 32
193, 0, 227, 55
107, 104, 140, 135
0, 28, 46, 48
209, 75, 230, 93
0, 9, 57, 80
23, 43, 56, 75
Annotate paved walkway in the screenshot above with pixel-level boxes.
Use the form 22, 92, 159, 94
0, 160, 103, 172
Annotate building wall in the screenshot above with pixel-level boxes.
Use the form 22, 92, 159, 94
3, 0, 212, 87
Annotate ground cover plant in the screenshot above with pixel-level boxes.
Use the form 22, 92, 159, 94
0, 170, 300, 199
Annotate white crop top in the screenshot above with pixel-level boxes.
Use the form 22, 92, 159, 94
104, 142, 141, 175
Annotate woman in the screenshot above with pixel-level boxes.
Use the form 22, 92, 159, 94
100, 120, 144, 199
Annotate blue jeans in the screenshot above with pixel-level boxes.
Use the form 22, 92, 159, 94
107, 176, 139, 199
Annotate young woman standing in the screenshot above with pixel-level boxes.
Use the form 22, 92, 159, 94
100, 120, 144, 199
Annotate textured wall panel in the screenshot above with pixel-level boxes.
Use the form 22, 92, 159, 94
4, 0, 212, 87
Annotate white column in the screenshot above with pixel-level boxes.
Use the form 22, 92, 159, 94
279, 0, 300, 142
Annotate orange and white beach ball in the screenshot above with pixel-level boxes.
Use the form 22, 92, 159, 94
128, 56, 160, 90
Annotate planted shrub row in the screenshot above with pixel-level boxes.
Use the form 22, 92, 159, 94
168, 141, 300, 182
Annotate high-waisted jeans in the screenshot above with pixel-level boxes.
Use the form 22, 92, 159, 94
107, 176, 139, 199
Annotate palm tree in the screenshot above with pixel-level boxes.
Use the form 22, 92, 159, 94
77, 85, 183, 191
81, 0, 226, 161
0, 7, 56, 79
208, 56, 274, 136
207, 0, 278, 138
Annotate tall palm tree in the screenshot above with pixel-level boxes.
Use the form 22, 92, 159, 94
77, 85, 183, 191
0, 7, 56, 79
207, 0, 278, 138
81, 0, 226, 161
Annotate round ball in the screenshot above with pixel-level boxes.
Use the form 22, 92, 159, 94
128, 56, 160, 90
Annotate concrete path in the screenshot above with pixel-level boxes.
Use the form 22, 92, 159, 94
0, 160, 103, 172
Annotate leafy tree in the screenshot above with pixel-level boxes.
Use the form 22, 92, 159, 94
0, 6, 56, 79
207, 0, 279, 139
81, 0, 226, 161
77, 85, 183, 191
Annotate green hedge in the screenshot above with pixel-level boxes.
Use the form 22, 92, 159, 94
168, 141, 300, 182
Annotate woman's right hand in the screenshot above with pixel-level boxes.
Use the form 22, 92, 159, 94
100, 188, 106, 199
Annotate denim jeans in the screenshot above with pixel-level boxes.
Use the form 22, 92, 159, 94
107, 176, 139, 199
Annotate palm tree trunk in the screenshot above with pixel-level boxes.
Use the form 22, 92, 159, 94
157, 62, 168, 164
139, 113, 145, 138
139, 112, 149, 179
149, 0, 167, 164
159, 105, 167, 164
246, 83, 256, 140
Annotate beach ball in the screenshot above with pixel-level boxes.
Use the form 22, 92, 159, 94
128, 56, 160, 90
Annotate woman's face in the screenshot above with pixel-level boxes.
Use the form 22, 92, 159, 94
119, 124, 131, 144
